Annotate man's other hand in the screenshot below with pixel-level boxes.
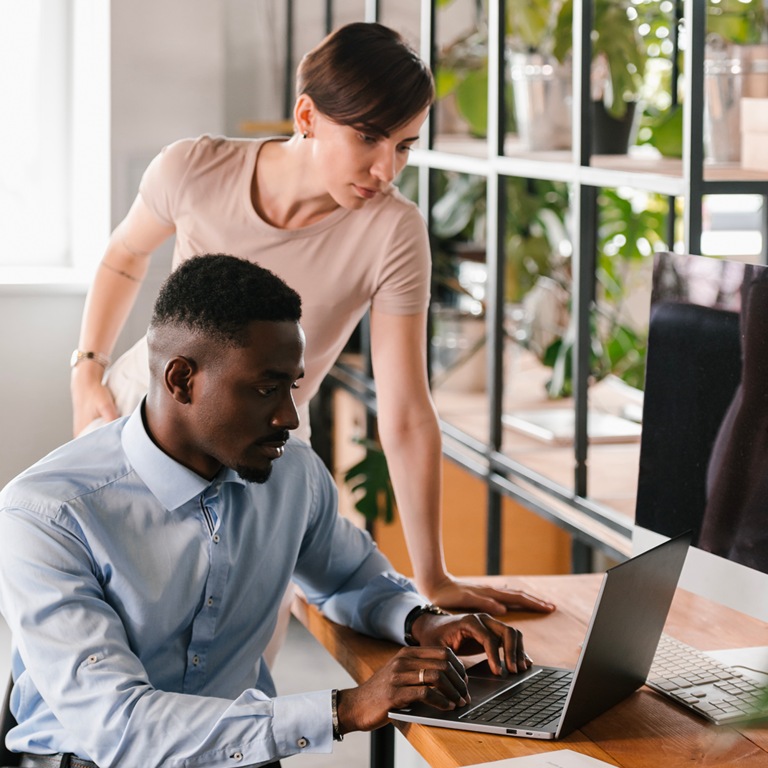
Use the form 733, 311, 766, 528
336, 646, 468, 733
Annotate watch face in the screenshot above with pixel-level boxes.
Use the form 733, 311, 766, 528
70, 350, 110, 369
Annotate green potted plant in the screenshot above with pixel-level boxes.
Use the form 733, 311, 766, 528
552, 0, 647, 154
507, 0, 573, 150
707, 0, 765, 44
705, 0, 767, 162
427, 169, 571, 391
540, 188, 668, 398
433, 0, 490, 137
638, 0, 767, 161
436, 1, 647, 154
434, 0, 562, 141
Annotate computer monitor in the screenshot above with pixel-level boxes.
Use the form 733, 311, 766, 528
633, 252, 768, 627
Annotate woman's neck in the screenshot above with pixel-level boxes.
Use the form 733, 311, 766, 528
252, 137, 339, 229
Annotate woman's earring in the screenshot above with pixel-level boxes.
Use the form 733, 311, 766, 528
302, 131, 309, 139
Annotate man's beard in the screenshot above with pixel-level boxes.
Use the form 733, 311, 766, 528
234, 463, 273, 484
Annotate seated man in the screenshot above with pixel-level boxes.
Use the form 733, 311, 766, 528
0, 254, 530, 767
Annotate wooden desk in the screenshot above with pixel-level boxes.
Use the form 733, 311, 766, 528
292, 575, 768, 768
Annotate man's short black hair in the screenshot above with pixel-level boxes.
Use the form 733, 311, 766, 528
151, 254, 302, 345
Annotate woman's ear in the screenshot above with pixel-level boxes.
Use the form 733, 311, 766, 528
294, 93, 317, 138
164, 356, 195, 404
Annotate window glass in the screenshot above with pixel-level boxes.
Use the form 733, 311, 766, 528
0, 1, 70, 267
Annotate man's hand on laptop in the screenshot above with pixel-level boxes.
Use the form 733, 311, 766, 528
334, 612, 531, 734
336, 646, 470, 732
410, 611, 531, 676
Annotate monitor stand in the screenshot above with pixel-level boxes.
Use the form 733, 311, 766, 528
705, 646, 768, 685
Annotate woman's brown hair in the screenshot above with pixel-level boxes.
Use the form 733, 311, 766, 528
296, 22, 434, 136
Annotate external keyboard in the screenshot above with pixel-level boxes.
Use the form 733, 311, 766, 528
648, 634, 768, 724
460, 667, 572, 729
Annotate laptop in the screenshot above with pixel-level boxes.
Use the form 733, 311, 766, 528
389, 531, 691, 740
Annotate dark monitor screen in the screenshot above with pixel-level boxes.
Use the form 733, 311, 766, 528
634, 252, 768, 620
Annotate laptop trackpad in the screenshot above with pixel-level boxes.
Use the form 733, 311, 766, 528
466, 659, 540, 700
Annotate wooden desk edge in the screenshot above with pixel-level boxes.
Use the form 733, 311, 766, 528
290, 582, 623, 767
290, 577, 768, 768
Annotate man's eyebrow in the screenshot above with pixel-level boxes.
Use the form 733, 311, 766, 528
261, 370, 305, 380
400, 135, 420, 143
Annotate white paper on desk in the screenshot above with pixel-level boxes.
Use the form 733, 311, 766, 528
463, 748, 618, 768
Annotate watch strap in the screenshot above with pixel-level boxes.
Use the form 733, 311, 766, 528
404, 603, 449, 646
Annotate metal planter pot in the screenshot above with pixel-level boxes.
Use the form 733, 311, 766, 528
509, 51, 573, 151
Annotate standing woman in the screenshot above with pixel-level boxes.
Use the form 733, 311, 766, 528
71, 22, 554, 616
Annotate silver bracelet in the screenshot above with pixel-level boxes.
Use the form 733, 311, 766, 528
331, 689, 344, 742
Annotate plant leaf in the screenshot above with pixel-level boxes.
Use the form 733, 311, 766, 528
343, 440, 396, 524
455, 67, 489, 137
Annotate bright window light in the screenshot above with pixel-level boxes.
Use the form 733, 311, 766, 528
0, 1, 70, 267
702, 195, 764, 260
0, 0, 109, 278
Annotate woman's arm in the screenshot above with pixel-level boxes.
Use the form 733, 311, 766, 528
71, 195, 175, 435
370, 309, 555, 614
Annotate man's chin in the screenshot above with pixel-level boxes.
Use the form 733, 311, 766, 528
235, 464, 273, 484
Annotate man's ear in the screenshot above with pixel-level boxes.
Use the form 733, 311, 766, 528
164, 356, 196, 404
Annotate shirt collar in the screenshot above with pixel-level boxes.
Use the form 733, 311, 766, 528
121, 403, 245, 510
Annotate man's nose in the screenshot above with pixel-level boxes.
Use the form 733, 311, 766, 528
272, 393, 300, 431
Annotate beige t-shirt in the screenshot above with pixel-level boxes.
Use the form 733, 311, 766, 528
124, 135, 431, 427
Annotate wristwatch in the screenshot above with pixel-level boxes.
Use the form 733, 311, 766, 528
70, 349, 111, 369
404, 604, 449, 646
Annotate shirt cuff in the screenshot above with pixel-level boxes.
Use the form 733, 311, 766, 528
271, 690, 334, 757
376, 593, 425, 645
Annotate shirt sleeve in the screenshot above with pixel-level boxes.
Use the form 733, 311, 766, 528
138, 137, 202, 228
369, 193, 432, 316
291, 451, 424, 644
0, 504, 334, 767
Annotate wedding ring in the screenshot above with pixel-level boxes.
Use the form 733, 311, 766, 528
419, 668, 426, 685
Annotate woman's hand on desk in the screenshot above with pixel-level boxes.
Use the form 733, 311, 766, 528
336, 646, 469, 733
424, 576, 556, 616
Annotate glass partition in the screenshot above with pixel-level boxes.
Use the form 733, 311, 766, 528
432, 0, 488, 158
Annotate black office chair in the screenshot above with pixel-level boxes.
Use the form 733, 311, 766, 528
0, 675, 20, 767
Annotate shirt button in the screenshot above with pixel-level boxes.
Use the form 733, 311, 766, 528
87, 654, 98, 664
296, 737, 309, 749
192, 655, 200, 666
207, 597, 214, 607
212, 534, 220, 543
230, 752, 243, 762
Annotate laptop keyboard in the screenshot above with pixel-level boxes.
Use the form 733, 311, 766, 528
648, 634, 768, 724
460, 668, 572, 729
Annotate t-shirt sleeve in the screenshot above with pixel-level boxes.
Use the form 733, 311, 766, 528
370, 195, 432, 316
138, 137, 202, 227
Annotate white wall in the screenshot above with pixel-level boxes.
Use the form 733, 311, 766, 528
0, 0, 233, 487
0, 0, 476, 489
0, 0, 477, 697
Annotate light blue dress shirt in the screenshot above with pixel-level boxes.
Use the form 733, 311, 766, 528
0, 406, 423, 767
